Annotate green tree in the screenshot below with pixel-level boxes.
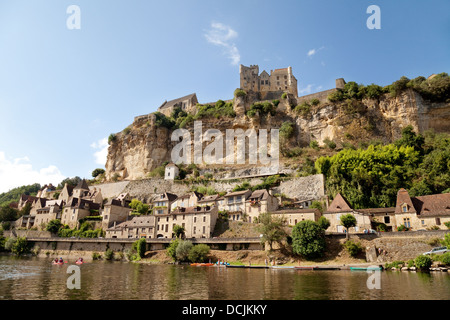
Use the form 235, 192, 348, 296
256, 212, 287, 251
135, 238, 147, 259
176, 240, 193, 262
173, 225, 185, 238
340, 214, 357, 239
291, 220, 326, 259
317, 216, 330, 230
46, 219, 62, 234
343, 240, 363, 257
11, 237, 29, 256
92, 168, 105, 178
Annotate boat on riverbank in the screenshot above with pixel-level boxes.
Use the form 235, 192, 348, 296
350, 266, 382, 271
190, 263, 214, 267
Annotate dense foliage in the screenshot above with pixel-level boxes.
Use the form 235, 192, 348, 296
256, 212, 287, 250
328, 73, 450, 103
291, 220, 326, 259
315, 127, 450, 209
0, 183, 41, 208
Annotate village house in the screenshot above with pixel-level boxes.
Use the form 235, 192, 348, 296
322, 193, 372, 234
105, 215, 157, 239
158, 205, 218, 239
34, 199, 64, 230
157, 93, 199, 117
60, 197, 101, 229
394, 188, 450, 231
36, 184, 57, 199
245, 189, 279, 223
358, 207, 396, 232
102, 196, 133, 230
152, 192, 178, 215
105, 215, 156, 239
197, 194, 221, 208
170, 191, 203, 211
71, 179, 103, 204
271, 208, 322, 226
164, 163, 180, 181
220, 189, 252, 221
58, 183, 75, 203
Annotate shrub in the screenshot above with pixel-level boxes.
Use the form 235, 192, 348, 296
108, 133, 116, 144
415, 255, 432, 270
104, 248, 114, 261
323, 138, 336, 149
134, 238, 147, 259
234, 89, 247, 98
397, 224, 409, 232
279, 121, 295, 140
385, 261, 404, 269
310, 98, 320, 106
440, 252, 450, 266
444, 221, 450, 229
166, 239, 180, 261
343, 240, 363, 257
309, 140, 319, 150
92, 252, 101, 260
188, 244, 210, 263
281, 92, 287, 99
294, 102, 311, 117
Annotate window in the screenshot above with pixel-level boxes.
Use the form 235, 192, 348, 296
384, 216, 390, 224
402, 204, 408, 212
436, 218, 441, 225
203, 226, 205, 234
421, 220, 425, 225
193, 226, 196, 234
194, 217, 197, 223
403, 218, 411, 228
203, 216, 206, 222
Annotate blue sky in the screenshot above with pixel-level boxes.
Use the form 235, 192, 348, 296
0, 0, 449, 192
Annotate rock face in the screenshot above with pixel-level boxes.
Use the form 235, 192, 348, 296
105, 89, 450, 181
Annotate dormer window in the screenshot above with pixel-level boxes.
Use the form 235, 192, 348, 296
402, 204, 408, 212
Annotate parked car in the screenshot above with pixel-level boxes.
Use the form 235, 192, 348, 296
423, 246, 449, 255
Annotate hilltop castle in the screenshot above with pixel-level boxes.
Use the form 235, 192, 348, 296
239, 64, 298, 99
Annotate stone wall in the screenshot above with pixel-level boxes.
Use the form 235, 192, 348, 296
89, 180, 130, 200
273, 174, 325, 200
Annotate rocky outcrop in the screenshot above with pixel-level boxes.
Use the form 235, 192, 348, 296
105, 89, 450, 181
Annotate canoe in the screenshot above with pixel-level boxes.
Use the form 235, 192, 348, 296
190, 263, 214, 267
314, 266, 341, 270
350, 266, 382, 271
271, 266, 294, 269
226, 265, 246, 268
75, 261, 84, 265
294, 266, 315, 270
52, 262, 64, 265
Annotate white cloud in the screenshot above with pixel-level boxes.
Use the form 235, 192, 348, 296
91, 138, 108, 166
0, 151, 66, 193
205, 22, 241, 66
299, 84, 324, 96
307, 46, 325, 58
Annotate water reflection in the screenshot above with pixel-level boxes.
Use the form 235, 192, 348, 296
0, 256, 449, 300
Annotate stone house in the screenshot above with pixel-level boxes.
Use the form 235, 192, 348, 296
245, 189, 279, 223
152, 192, 178, 215
71, 179, 103, 204
34, 199, 64, 230
220, 189, 252, 221
61, 198, 101, 229
170, 191, 203, 211
102, 198, 132, 230
156, 205, 218, 239
271, 208, 321, 226
322, 193, 372, 233
197, 194, 221, 208
358, 207, 396, 232
394, 188, 450, 231
17, 194, 38, 211
105, 215, 156, 239
164, 163, 179, 180
58, 183, 75, 203
157, 93, 198, 117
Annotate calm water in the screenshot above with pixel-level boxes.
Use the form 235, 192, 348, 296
0, 255, 449, 300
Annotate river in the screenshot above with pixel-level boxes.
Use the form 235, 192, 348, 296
0, 255, 449, 300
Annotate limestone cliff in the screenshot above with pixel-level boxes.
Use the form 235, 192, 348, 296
105, 88, 450, 181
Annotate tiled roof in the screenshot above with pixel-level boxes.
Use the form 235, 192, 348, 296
324, 193, 353, 213
158, 93, 197, 110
